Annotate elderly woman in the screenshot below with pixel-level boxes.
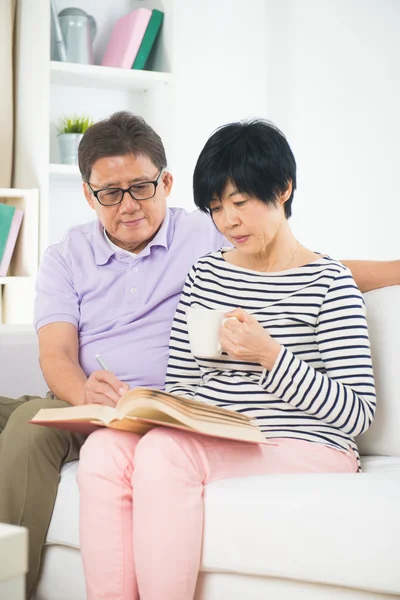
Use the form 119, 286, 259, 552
77, 120, 376, 599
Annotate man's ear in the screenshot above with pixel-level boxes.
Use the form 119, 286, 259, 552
83, 182, 95, 209
162, 171, 173, 196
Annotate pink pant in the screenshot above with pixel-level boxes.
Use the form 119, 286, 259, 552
77, 428, 358, 600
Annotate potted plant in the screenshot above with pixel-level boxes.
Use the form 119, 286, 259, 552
57, 115, 94, 165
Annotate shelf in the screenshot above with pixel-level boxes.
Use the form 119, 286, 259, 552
49, 164, 81, 177
0, 276, 34, 285
50, 61, 171, 93
0, 188, 36, 198
0, 189, 39, 280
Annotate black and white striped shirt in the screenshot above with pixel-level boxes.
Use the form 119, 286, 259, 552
165, 251, 376, 469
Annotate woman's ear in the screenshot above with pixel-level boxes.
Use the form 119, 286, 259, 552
280, 181, 293, 205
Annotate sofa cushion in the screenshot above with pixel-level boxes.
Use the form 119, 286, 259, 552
357, 286, 400, 456
203, 455, 400, 595
46, 456, 400, 595
0, 326, 47, 398
45, 462, 80, 549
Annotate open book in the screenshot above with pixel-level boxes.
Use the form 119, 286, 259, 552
31, 387, 271, 445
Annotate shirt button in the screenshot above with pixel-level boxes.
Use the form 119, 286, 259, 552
130, 288, 137, 294
132, 267, 138, 273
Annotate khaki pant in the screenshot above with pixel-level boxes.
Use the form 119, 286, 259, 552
0, 395, 85, 599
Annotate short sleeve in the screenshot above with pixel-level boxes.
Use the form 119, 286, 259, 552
34, 246, 80, 331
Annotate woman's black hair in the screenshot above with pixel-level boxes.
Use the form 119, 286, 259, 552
193, 119, 296, 218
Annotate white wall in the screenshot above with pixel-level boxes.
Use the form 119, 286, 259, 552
167, 0, 268, 208
264, 0, 400, 260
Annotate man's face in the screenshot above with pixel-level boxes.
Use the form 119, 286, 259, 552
84, 153, 173, 253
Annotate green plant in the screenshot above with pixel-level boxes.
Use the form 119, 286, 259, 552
57, 115, 94, 135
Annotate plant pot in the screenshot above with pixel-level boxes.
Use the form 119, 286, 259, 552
58, 133, 83, 165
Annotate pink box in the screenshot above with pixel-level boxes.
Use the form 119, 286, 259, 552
101, 8, 152, 69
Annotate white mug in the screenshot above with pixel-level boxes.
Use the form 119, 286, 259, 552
186, 308, 236, 358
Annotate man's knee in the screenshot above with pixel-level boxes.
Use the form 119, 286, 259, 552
2, 397, 72, 457
6, 396, 68, 426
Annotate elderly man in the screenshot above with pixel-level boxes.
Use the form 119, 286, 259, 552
0, 111, 398, 598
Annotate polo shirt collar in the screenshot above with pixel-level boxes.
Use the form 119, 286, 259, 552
92, 220, 114, 265
141, 208, 171, 257
92, 209, 172, 265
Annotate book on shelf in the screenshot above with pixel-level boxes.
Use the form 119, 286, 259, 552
101, 8, 152, 69
0, 204, 24, 277
0, 204, 15, 262
31, 387, 272, 445
132, 9, 164, 71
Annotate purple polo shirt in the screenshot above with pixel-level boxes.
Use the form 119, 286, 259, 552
34, 208, 224, 389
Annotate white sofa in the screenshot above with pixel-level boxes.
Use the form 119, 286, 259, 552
1, 286, 400, 600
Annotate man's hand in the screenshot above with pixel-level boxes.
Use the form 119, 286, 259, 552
83, 370, 130, 407
219, 308, 281, 371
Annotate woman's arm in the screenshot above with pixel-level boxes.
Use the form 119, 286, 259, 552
258, 271, 376, 437
341, 259, 400, 293
165, 266, 202, 398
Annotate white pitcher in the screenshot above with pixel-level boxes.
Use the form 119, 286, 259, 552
57, 7, 97, 65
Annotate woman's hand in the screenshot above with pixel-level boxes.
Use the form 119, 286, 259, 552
219, 308, 281, 370
83, 371, 130, 407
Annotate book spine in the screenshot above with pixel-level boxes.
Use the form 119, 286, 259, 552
0, 209, 24, 277
0, 204, 16, 262
132, 10, 164, 71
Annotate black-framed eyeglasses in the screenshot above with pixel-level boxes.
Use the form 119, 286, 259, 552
86, 168, 165, 207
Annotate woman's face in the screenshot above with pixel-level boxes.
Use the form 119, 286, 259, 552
209, 180, 289, 255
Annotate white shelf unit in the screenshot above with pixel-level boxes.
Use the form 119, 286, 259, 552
49, 164, 81, 177
0, 276, 33, 285
50, 60, 172, 92
0, 188, 39, 324
10, 0, 174, 324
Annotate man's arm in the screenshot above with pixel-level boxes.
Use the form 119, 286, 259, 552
341, 260, 400, 293
38, 322, 88, 406
38, 322, 126, 407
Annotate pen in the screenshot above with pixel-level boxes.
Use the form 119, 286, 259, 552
95, 354, 109, 371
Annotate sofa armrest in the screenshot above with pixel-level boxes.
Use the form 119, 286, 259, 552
0, 325, 48, 398
357, 286, 400, 457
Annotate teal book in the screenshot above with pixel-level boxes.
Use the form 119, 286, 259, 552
132, 9, 164, 71
0, 204, 16, 263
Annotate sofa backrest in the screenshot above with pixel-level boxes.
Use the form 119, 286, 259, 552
357, 285, 400, 456
0, 285, 399, 456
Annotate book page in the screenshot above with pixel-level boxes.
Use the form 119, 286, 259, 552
117, 387, 252, 423
108, 419, 154, 435
118, 395, 251, 426
116, 397, 265, 443
32, 403, 116, 425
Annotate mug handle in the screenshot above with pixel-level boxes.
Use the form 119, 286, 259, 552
217, 316, 238, 354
